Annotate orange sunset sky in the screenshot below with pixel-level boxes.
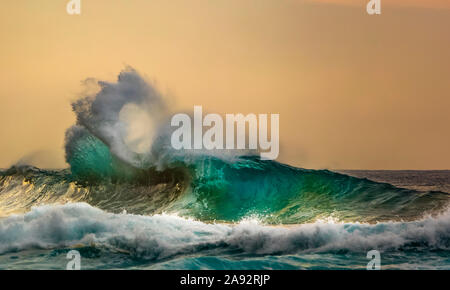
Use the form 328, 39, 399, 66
0, 0, 449, 169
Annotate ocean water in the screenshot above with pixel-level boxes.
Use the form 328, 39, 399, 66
339, 170, 450, 195
0, 69, 449, 270
0, 163, 449, 270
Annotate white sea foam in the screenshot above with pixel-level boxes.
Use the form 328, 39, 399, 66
0, 203, 449, 259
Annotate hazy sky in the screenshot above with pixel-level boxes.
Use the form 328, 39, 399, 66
1, 0, 449, 169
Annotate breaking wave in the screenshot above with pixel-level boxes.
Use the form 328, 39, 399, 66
0, 203, 449, 262
1, 67, 449, 269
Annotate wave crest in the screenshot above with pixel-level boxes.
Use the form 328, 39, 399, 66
1, 203, 449, 260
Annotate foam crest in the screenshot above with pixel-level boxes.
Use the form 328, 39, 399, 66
1, 203, 449, 259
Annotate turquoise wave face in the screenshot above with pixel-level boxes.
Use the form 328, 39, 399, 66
2, 130, 444, 224
66, 131, 115, 180
179, 156, 449, 223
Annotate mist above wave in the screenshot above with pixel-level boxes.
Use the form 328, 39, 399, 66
66, 67, 255, 173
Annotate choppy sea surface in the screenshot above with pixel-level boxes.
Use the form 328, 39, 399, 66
0, 165, 449, 270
